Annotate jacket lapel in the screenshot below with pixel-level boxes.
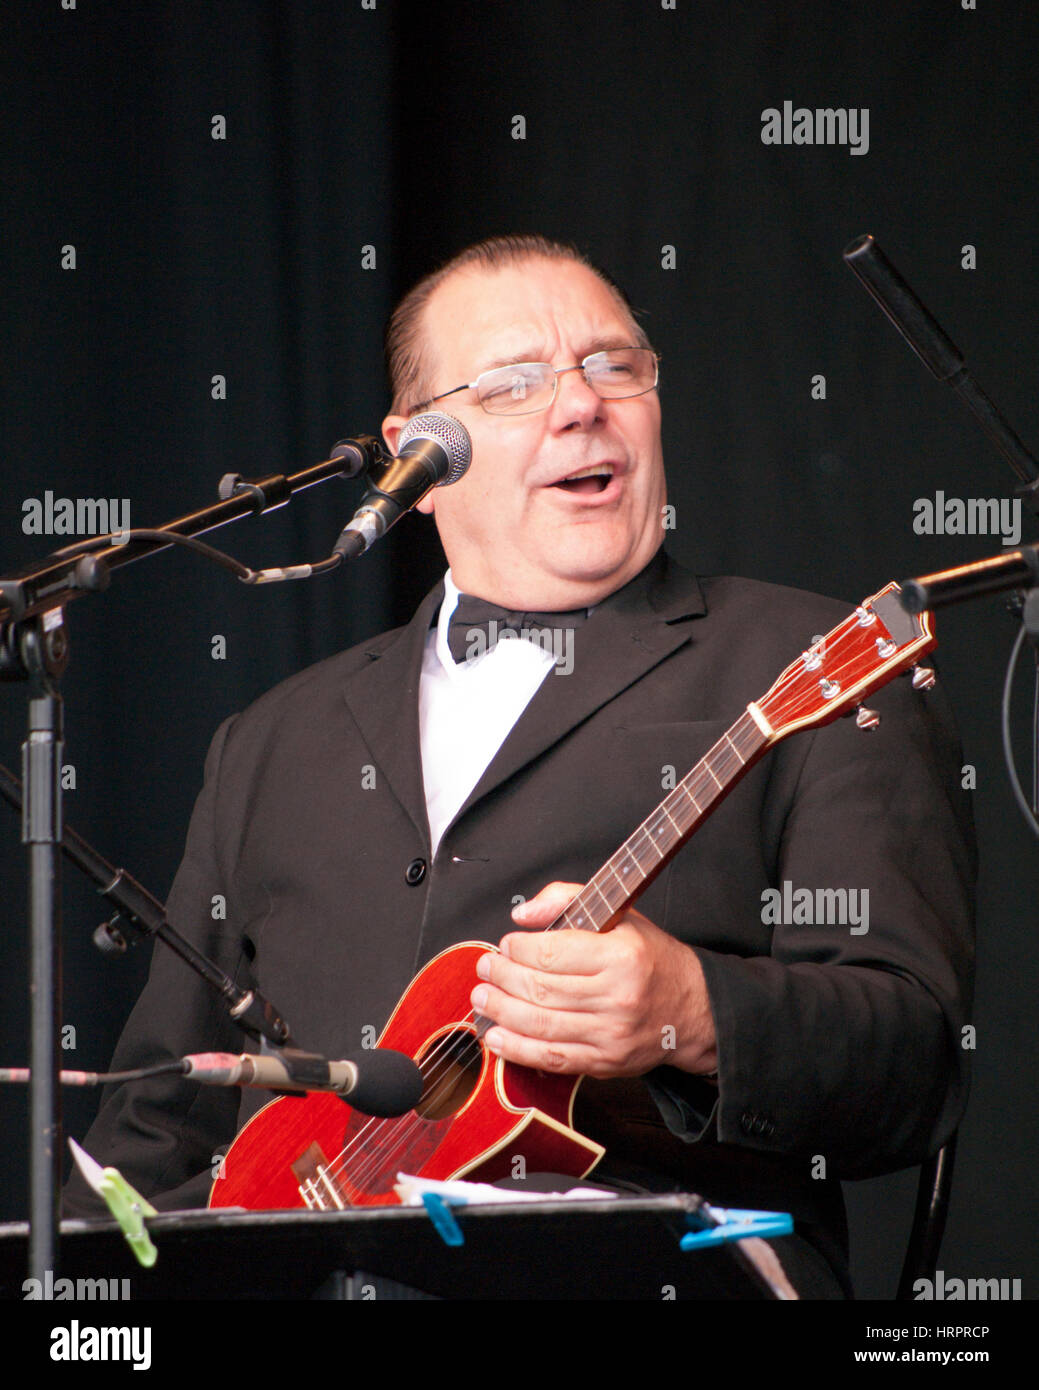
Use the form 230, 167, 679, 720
338, 551, 708, 848
452, 550, 706, 821
339, 581, 444, 849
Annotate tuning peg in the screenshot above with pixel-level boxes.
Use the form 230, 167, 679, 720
911, 665, 936, 691
855, 706, 881, 731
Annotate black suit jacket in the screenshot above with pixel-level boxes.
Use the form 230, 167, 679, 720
64, 552, 975, 1252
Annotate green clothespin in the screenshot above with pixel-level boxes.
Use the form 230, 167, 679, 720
68, 1138, 158, 1268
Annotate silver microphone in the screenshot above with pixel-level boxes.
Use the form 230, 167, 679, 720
182, 1048, 424, 1117
333, 411, 471, 559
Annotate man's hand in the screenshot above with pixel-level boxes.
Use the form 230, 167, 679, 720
470, 881, 718, 1079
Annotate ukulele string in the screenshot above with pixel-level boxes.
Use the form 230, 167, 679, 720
322, 1007, 493, 1195
324, 905, 598, 1195
321, 726, 771, 1194
324, 817, 692, 1196
322, 759, 721, 1196
320, 616, 906, 1195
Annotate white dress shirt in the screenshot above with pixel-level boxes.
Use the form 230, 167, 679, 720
419, 570, 557, 858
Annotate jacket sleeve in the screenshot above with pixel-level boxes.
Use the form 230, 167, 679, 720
63, 715, 249, 1216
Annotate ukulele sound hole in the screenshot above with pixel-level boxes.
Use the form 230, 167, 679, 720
414, 1028, 483, 1121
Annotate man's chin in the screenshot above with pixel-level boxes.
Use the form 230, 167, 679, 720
447, 531, 660, 607
540, 539, 658, 600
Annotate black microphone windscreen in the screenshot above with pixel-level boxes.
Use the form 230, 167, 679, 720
347, 1048, 424, 1116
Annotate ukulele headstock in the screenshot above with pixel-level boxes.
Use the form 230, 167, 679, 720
751, 583, 936, 741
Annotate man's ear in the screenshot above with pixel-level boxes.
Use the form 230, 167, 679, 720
381, 413, 406, 458
381, 412, 436, 514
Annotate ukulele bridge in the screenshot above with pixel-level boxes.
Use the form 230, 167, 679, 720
292, 1140, 348, 1210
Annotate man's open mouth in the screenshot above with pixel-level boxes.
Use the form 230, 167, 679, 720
549, 463, 615, 495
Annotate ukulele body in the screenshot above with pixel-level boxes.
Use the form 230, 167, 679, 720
209, 941, 604, 1209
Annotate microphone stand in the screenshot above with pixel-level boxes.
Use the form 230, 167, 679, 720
843, 235, 1039, 515
843, 235, 1039, 840
0, 439, 379, 1288
900, 545, 1039, 837
0, 761, 294, 1046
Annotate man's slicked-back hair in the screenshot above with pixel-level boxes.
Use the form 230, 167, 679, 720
384, 234, 651, 416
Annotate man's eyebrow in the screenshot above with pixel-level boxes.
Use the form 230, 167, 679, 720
477, 351, 540, 373
476, 337, 638, 373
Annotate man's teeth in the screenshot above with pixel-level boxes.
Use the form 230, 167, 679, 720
561, 464, 613, 482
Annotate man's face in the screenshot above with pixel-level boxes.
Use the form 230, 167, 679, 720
381, 257, 667, 610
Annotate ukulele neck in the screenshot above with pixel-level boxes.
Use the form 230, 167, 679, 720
550, 708, 769, 934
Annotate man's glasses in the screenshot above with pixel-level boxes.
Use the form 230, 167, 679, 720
421, 347, 660, 417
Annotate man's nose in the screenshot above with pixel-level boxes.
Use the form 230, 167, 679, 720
550, 363, 605, 430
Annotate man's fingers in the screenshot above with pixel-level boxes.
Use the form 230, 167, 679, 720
476, 948, 602, 1007
480, 1024, 598, 1075
493, 928, 604, 975
472, 983, 598, 1044
510, 880, 584, 928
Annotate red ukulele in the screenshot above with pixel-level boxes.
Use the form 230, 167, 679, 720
210, 583, 935, 1211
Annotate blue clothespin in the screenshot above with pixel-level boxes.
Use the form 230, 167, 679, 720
680, 1204, 792, 1251
421, 1191, 465, 1247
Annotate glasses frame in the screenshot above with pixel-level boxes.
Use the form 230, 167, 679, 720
414, 347, 660, 417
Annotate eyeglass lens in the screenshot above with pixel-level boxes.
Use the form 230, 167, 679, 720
476, 348, 656, 414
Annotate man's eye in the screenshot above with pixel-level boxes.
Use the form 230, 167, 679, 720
481, 376, 522, 400
482, 369, 538, 400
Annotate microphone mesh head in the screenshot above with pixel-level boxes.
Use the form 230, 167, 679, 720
398, 412, 472, 485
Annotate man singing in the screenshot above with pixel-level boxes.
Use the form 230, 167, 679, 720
65, 235, 975, 1299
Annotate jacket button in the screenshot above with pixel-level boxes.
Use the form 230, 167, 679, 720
405, 858, 427, 886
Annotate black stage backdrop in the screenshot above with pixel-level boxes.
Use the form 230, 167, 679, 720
2, 1, 1037, 1301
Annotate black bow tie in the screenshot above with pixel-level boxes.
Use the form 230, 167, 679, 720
446, 593, 588, 664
